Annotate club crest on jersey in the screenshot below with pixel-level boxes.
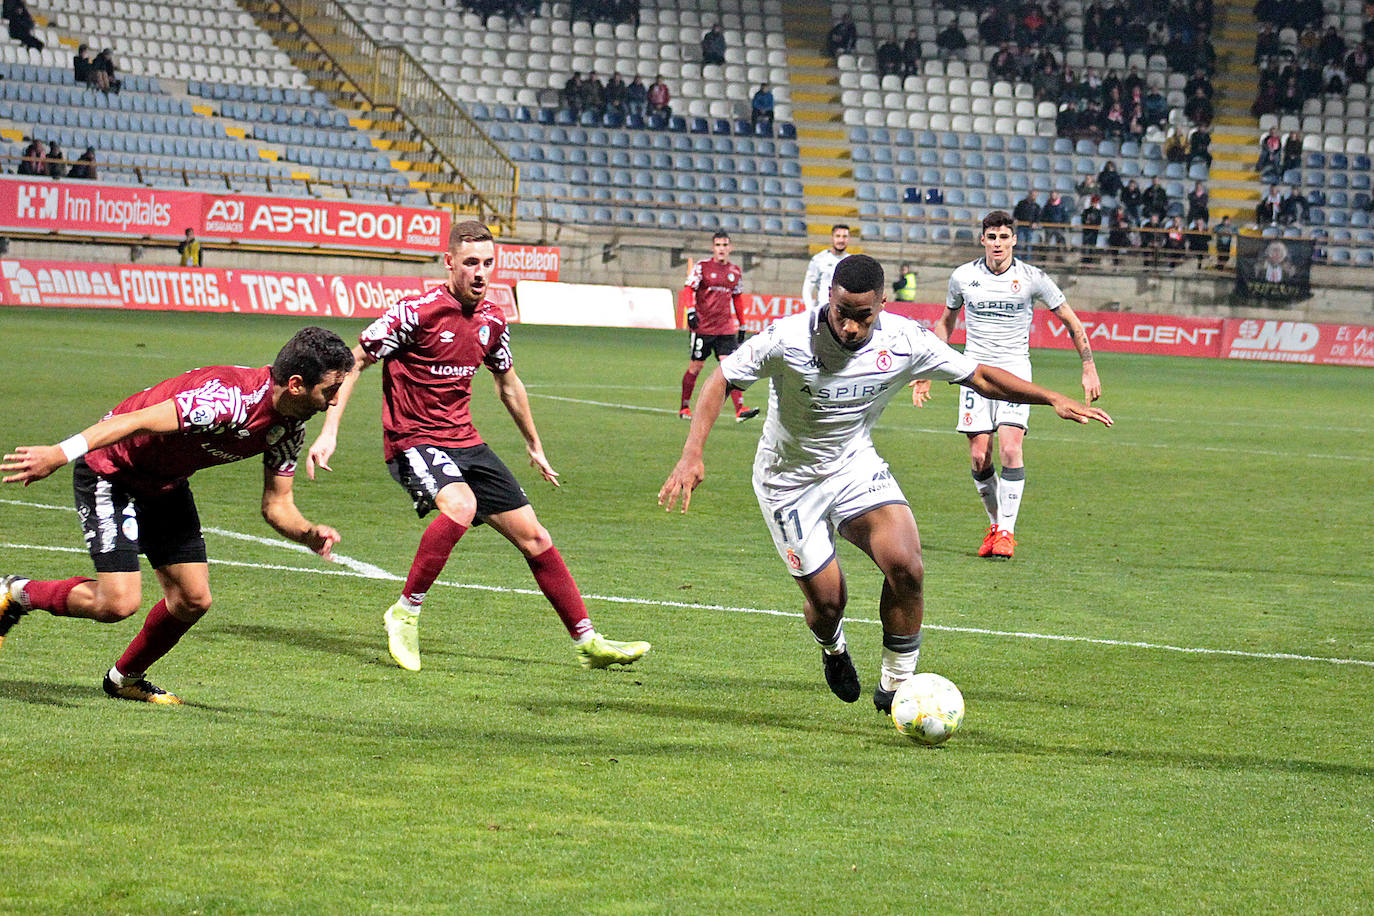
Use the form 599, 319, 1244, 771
1011, 279, 1021, 293
786, 548, 801, 570
876, 350, 892, 371
479, 325, 490, 346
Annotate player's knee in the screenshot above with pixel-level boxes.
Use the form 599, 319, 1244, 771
172, 590, 213, 619
92, 589, 142, 622
886, 555, 925, 597
437, 491, 477, 527
516, 525, 554, 557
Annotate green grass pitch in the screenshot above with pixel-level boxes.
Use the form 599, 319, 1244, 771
0, 307, 1370, 915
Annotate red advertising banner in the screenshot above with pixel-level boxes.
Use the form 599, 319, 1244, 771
199, 194, 448, 252
494, 243, 560, 284
1221, 318, 1374, 367
0, 177, 450, 255
0, 178, 201, 237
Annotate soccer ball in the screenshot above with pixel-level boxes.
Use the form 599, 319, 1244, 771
890, 673, 965, 746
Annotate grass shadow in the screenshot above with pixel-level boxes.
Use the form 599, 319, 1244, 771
0, 678, 94, 708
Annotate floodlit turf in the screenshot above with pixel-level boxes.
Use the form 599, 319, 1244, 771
0, 307, 1370, 915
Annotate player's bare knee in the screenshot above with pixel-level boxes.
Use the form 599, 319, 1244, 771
171, 591, 213, 619
436, 492, 477, 527
93, 591, 142, 622
516, 526, 554, 557
886, 556, 925, 598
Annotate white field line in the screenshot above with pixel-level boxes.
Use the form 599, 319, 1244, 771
3, 498, 1370, 669
527, 393, 1362, 462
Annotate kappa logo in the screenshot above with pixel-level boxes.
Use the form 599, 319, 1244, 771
439, 331, 455, 343
968, 280, 980, 288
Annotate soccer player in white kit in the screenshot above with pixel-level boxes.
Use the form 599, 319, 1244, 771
661, 255, 1111, 714
912, 210, 1101, 559
800, 224, 850, 309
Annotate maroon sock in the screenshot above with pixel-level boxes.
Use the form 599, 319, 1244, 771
116, 600, 194, 676
402, 514, 467, 605
680, 368, 701, 410
22, 577, 94, 616
526, 546, 594, 640
729, 388, 744, 412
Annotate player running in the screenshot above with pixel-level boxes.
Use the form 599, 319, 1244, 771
679, 230, 758, 422
0, 327, 356, 703
911, 210, 1101, 559
660, 255, 1110, 713
800, 224, 850, 310
306, 220, 649, 673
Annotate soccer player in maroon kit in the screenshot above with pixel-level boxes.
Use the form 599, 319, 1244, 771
306, 220, 650, 672
679, 231, 759, 422
0, 327, 356, 703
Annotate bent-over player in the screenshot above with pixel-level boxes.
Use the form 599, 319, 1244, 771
661, 255, 1110, 712
1, 327, 356, 703
911, 210, 1101, 559
307, 220, 649, 673
679, 230, 758, 422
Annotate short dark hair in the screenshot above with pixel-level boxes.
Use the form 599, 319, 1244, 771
982, 210, 1014, 233
831, 223, 850, 233
833, 254, 884, 295
271, 327, 355, 386
713, 230, 731, 242
449, 220, 494, 249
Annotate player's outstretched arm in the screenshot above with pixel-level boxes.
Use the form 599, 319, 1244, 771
659, 368, 730, 513
492, 367, 559, 487
965, 365, 1113, 427
2, 399, 180, 486
261, 468, 339, 558
307, 344, 373, 479
1053, 303, 1102, 402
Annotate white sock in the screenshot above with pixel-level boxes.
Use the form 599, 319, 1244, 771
396, 595, 422, 616
574, 631, 599, 646
998, 466, 1026, 534
973, 468, 999, 526
879, 632, 922, 691
814, 621, 847, 655
107, 665, 141, 686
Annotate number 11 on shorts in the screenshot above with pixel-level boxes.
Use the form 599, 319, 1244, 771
774, 507, 802, 542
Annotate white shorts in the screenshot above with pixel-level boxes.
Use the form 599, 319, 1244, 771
955, 362, 1031, 434
752, 448, 909, 579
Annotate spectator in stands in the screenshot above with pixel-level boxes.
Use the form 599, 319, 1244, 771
1277, 76, 1302, 114
1345, 42, 1370, 85
68, 146, 97, 180
178, 229, 201, 267
1107, 206, 1133, 265
647, 75, 670, 118
1079, 91, 1105, 136
1213, 214, 1234, 269
1147, 18, 1170, 57
562, 71, 585, 118
1281, 130, 1304, 175
979, 7, 1012, 46
1163, 216, 1187, 268
876, 37, 903, 78
1019, 2, 1047, 44
625, 75, 647, 120
1184, 88, 1213, 125
1257, 183, 1282, 224
750, 84, 774, 129
1186, 180, 1209, 222
1186, 216, 1211, 267
1041, 189, 1070, 257
902, 28, 922, 77
1187, 123, 1212, 167
1140, 213, 1165, 267
1101, 98, 1126, 140
1256, 127, 1282, 176
4, 0, 42, 52
1012, 190, 1041, 260
1278, 186, 1306, 225
1080, 194, 1103, 265
991, 43, 1019, 82
1319, 25, 1347, 66
1142, 176, 1170, 221
1033, 60, 1062, 102
1097, 161, 1122, 198
603, 73, 627, 117
1184, 67, 1214, 102
1120, 178, 1143, 222
1322, 59, 1347, 95
1255, 23, 1280, 64
936, 21, 967, 60
17, 137, 43, 175
701, 24, 726, 66
93, 48, 121, 93
1164, 126, 1187, 163
43, 140, 66, 179
826, 13, 856, 57
1076, 170, 1099, 199
74, 44, 95, 87
583, 71, 606, 117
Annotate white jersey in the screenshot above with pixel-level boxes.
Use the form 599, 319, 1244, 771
947, 256, 1066, 368
721, 307, 978, 486
801, 248, 847, 308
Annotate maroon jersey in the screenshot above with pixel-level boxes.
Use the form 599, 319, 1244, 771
359, 283, 513, 461
85, 365, 304, 497
686, 257, 745, 335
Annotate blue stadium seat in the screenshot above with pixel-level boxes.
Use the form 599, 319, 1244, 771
778, 122, 796, 139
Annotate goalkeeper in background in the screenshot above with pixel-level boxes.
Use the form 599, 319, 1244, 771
679, 230, 759, 422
